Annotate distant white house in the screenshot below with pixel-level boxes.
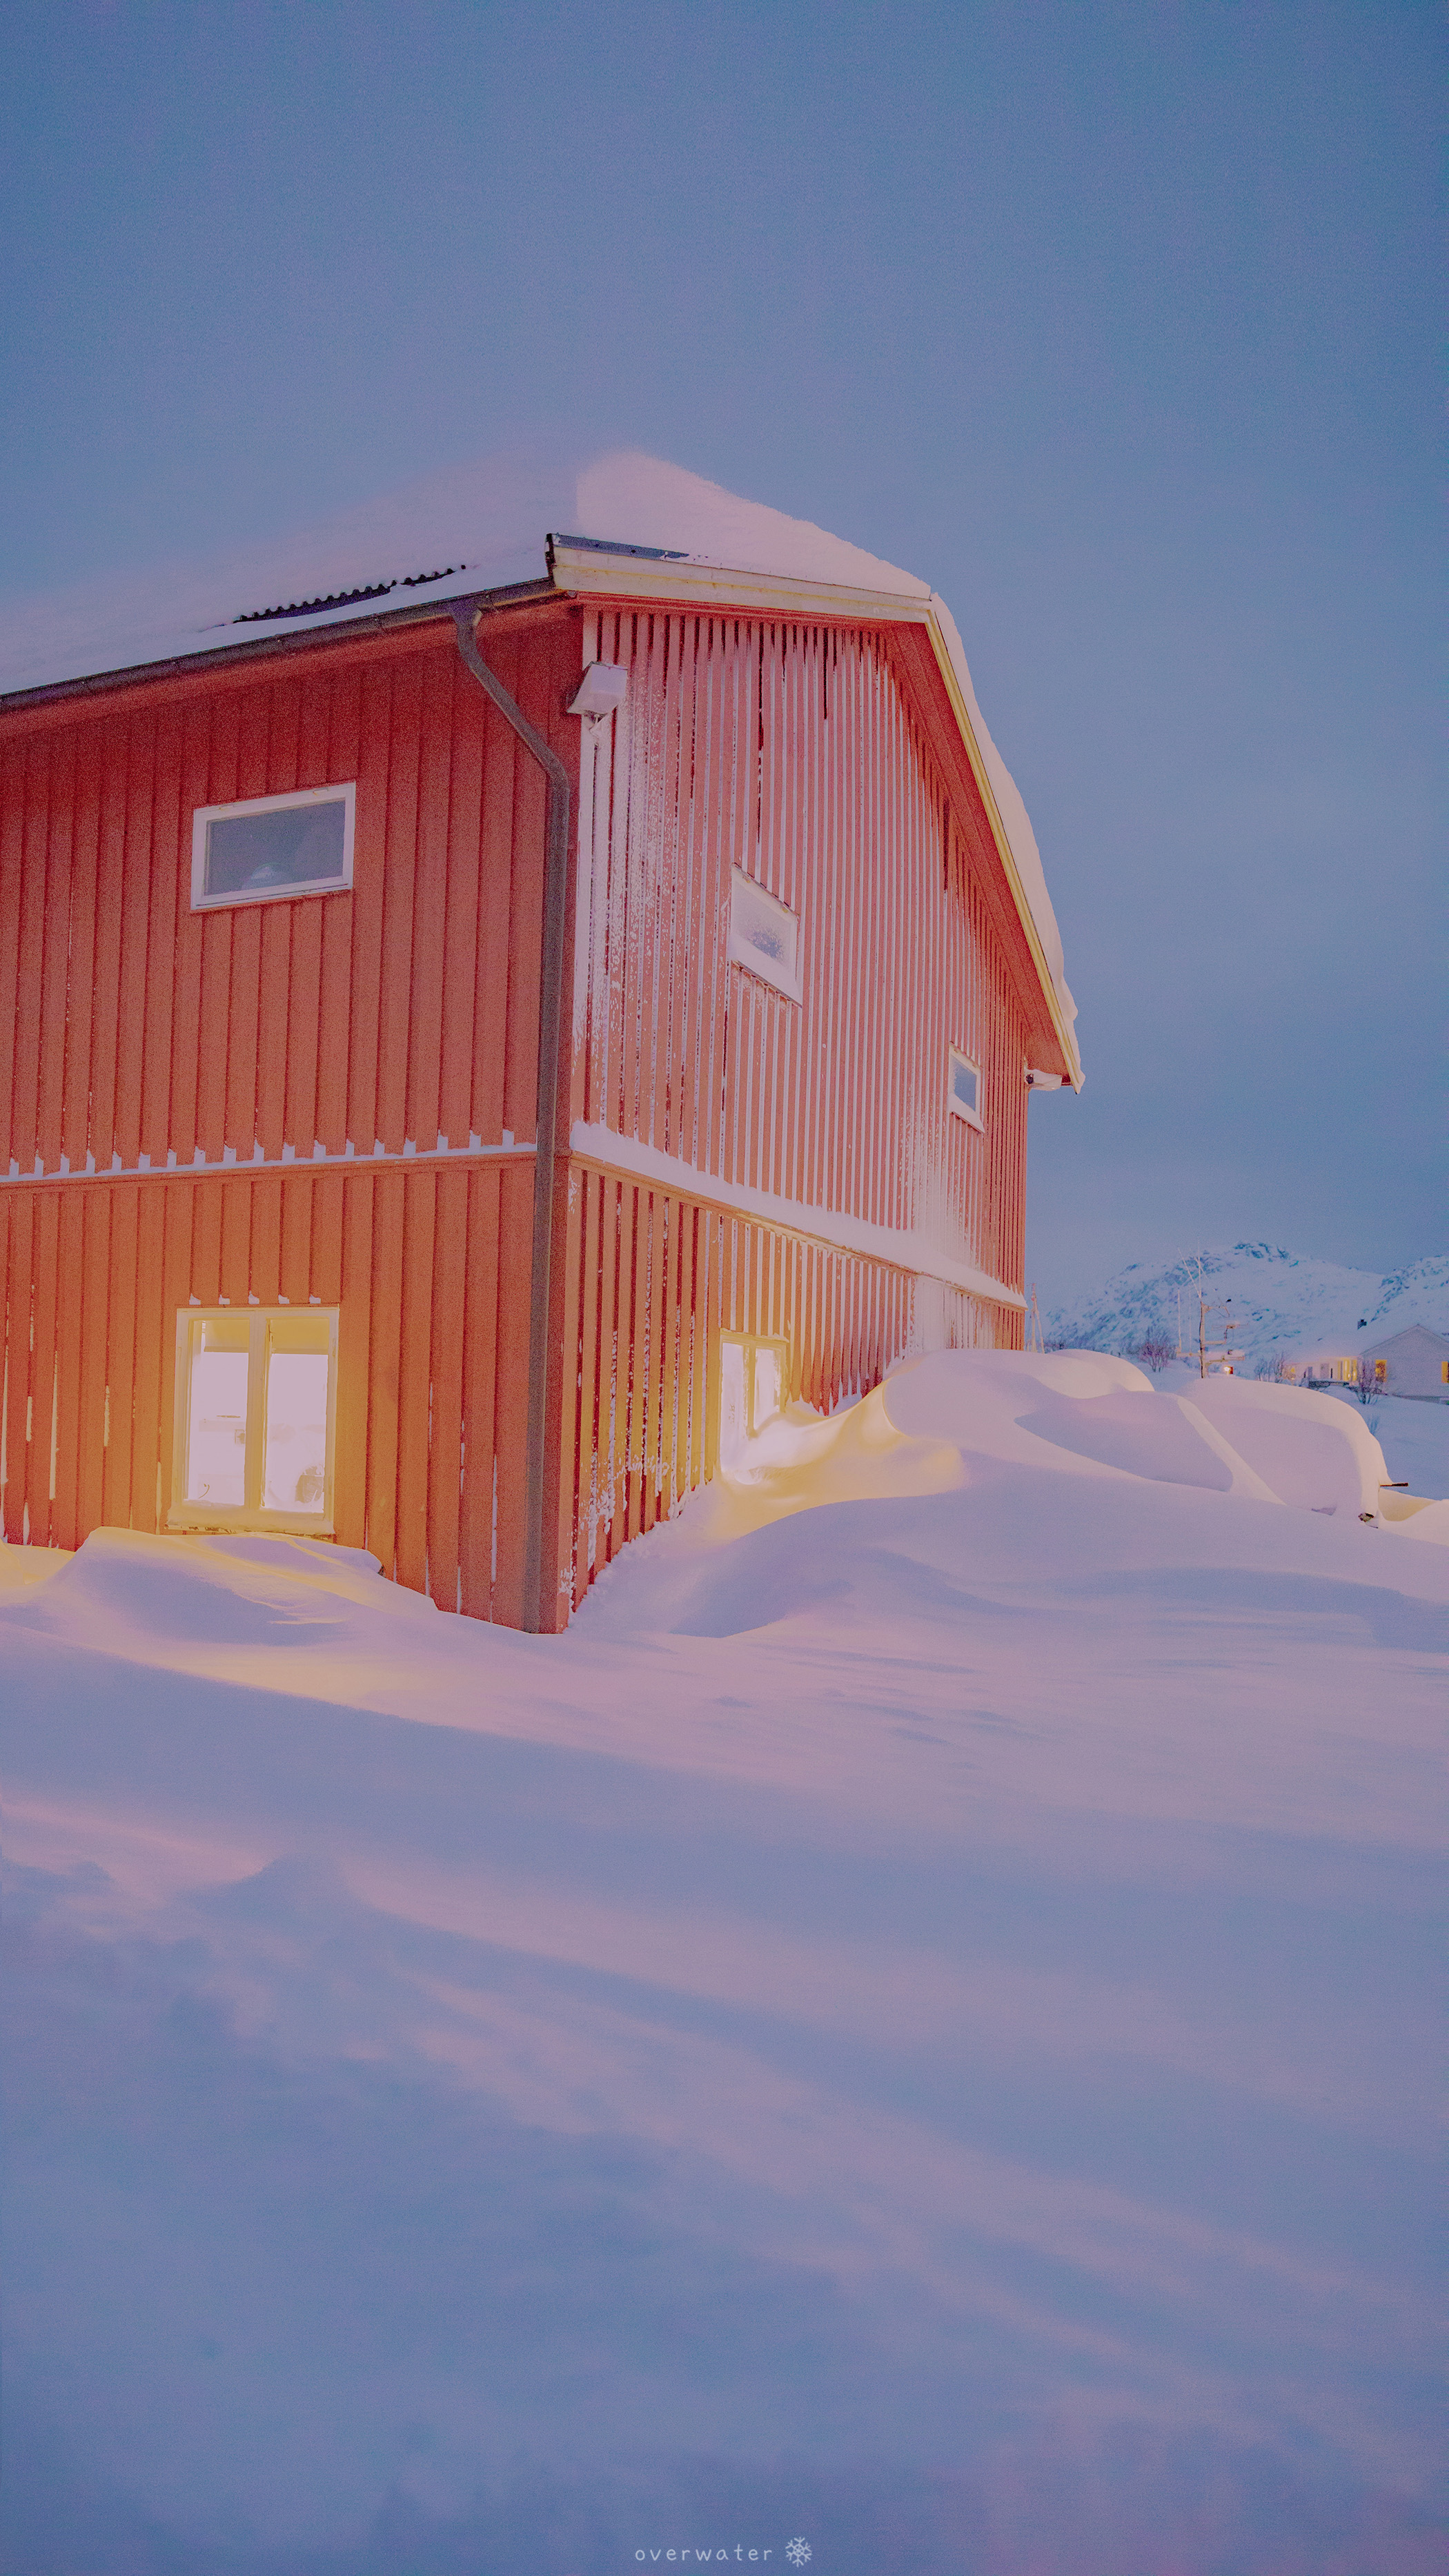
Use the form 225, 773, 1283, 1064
1358, 1324, 1449, 1404
1283, 1354, 1362, 1388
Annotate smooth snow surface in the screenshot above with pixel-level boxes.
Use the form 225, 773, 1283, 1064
3, 1353, 1445, 2573
1334, 1386, 1449, 1502
0, 444, 1077, 1058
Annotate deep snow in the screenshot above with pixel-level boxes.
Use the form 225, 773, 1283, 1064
1, 1353, 1445, 2574
1337, 1388, 1449, 1500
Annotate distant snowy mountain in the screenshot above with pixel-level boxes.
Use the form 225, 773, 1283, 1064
1044, 1244, 1449, 1370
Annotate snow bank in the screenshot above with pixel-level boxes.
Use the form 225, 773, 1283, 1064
662, 1349, 1405, 1539
1176, 1371, 1388, 1519
3, 1350, 1445, 2572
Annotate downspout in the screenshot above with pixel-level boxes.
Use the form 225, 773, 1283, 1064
452, 605, 571, 1634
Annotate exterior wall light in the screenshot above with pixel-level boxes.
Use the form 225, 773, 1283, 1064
568, 662, 629, 729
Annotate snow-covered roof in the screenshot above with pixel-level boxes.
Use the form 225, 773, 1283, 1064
0, 446, 1078, 1071
1361, 1324, 1449, 1357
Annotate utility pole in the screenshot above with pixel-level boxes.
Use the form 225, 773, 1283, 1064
1198, 1290, 1243, 1377
1027, 1285, 1044, 1353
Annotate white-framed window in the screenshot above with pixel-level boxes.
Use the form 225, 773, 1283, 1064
947, 1045, 984, 1131
718, 1330, 790, 1469
191, 783, 355, 911
727, 867, 802, 1003
170, 1307, 339, 1533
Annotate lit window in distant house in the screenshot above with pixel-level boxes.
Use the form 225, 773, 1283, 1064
947, 1046, 984, 1132
191, 783, 355, 910
727, 867, 802, 1002
170, 1308, 338, 1531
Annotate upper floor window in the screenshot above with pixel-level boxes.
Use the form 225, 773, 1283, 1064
191, 783, 355, 911
947, 1045, 984, 1132
728, 867, 802, 1003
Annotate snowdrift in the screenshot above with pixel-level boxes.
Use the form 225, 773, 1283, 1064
682, 1346, 1410, 1540
2, 1353, 1445, 2574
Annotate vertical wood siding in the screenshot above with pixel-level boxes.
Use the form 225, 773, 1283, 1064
3, 597, 1045, 1630
0, 1160, 535, 1617
0, 611, 580, 1615
0, 621, 581, 1181
572, 608, 1028, 1270
554, 1160, 999, 1615
555, 606, 1031, 1619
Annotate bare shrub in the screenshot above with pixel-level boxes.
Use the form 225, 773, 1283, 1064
1134, 1335, 1176, 1373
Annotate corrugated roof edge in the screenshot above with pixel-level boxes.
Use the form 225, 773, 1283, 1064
0, 572, 555, 714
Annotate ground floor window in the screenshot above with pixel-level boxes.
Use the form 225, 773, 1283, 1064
718, 1330, 790, 1468
170, 1308, 339, 1533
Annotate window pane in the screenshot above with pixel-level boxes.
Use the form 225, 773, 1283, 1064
752, 1344, 782, 1431
263, 1350, 329, 1513
728, 869, 800, 999
719, 1340, 747, 1466
186, 1338, 249, 1506
737, 894, 791, 969
205, 798, 346, 899
951, 1056, 978, 1116
268, 1310, 332, 1353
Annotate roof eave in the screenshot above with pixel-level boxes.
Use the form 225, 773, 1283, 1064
0, 576, 558, 718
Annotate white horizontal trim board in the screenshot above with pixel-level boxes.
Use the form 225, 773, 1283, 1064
1, 1137, 535, 1189
571, 1120, 1026, 1311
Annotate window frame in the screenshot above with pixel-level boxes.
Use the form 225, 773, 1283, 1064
716, 1328, 791, 1468
190, 782, 356, 913
169, 1306, 340, 1534
947, 1045, 985, 1133
727, 866, 803, 1005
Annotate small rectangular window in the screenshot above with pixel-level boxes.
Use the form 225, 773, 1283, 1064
191, 783, 355, 911
727, 868, 802, 1003
947, 1046, 983, 1131
170, 1307, 338, 1531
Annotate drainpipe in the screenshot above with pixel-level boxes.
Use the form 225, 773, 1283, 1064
453, 606, 571, 1634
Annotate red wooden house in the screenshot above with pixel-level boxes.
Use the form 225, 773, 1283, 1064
0, 451, 1080, 1629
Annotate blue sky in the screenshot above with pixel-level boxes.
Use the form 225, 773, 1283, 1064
2, 1, 1439, 1301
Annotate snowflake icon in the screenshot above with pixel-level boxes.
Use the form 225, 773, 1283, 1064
786, 2546, 811, 2569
